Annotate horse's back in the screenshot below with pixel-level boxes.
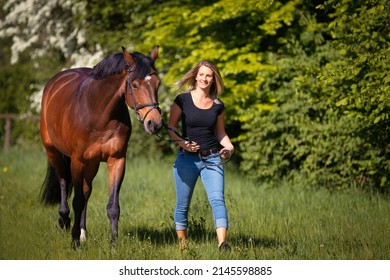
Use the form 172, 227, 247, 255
42, 68, 92, 104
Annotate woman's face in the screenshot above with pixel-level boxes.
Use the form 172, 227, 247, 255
196, 65, 213, 90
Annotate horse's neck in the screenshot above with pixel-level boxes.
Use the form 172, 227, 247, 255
87, 75, 127, 114
85, 75, 128, 122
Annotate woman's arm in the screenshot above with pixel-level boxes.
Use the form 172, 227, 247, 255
168, 103, 199, 151
215, 112, 234, 158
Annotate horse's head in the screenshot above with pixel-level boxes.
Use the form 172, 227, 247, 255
123, 47, 163, 135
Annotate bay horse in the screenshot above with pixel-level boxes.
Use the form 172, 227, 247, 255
40, 47, 162, 247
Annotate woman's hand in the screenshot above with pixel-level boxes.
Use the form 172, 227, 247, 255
182, 141, 200, 152
219, 147, 233, 159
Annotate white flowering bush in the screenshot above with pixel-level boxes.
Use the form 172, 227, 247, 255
0, 0, 102, 66
1, 0, 104, 113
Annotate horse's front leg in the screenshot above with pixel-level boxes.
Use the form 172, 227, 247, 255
106, 157, 126, 242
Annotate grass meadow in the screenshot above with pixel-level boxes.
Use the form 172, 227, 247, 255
0, 146, 389, 260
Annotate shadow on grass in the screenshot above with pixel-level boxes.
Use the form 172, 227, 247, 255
123, 224, 283, 250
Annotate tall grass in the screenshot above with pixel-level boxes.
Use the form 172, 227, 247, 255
1, 146, 389, 260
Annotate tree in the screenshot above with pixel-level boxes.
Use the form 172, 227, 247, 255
0, 0, 88, 64
240, 0, 390, 191
317, 0, 390, 189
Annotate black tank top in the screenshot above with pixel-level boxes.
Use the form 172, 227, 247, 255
174, 92, 224, 150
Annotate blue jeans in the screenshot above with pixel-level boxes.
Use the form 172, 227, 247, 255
173, 149, 229, 231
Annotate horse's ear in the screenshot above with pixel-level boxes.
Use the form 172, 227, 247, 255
122, 46, 136, 65
150, 46, 159, 61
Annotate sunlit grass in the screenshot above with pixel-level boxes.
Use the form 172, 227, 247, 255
1, 146, 389, 260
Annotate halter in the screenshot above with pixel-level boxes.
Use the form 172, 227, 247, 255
125, 68, 161, 124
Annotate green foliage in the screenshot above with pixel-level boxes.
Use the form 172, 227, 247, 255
239, 0, 389, 191
82, 0, 158, 52
318, 0, 390, 189
0, 39, 38, 146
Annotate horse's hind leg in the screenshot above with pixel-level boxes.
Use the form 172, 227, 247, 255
58, 155, 72, 230
106, 157, 126, 243
70, 159, 99, 247
45, 148, 72, 230
58, 178, 71, 230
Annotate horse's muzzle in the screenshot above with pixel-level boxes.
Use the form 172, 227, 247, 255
144, 119, 163, 135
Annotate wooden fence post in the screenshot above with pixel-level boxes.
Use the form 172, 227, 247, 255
4, 117, 11, 153
0, 114, 40, 153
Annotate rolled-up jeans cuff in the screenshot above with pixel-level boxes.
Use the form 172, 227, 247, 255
175, 222, 187, 231
215, 218, 229, 229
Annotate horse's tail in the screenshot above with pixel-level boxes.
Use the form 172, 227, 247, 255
40, 155, 72, 205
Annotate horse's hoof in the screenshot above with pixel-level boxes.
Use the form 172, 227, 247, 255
111, 231, 118, 243
58, 217, 71, 230
80, 229, 87, 242
71, 239, 81, 250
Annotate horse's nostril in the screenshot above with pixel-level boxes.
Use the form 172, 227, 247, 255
146, 120, 155, 133
147, 120, 163, 134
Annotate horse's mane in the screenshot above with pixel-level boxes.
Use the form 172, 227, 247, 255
90, 51, 156, 81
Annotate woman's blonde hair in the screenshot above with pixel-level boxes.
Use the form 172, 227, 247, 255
175, 60, 224, 99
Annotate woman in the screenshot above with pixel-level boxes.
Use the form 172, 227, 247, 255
168, 60, 234, 251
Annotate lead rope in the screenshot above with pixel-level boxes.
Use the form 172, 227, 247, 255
197, 152, 232, 167
154, 120, 191, 144
155, 121, 232, 166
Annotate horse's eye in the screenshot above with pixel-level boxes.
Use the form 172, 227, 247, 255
132, 81, 139, 89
